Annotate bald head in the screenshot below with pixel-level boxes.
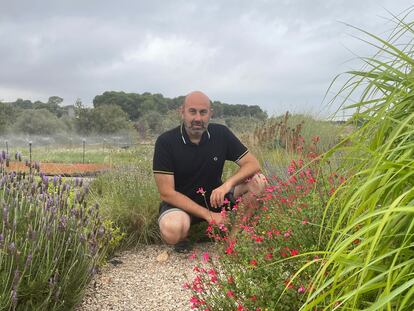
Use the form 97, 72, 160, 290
183, 91, 211, 109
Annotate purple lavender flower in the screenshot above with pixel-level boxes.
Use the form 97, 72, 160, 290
53, 175, 58, 187
97, 226, 105, 238
42, 175, 49, 187
58, 216, 67, 231
8, 242, 16, 254
12, 269, 20, 287
25, 253, 33, 268
2, 207, 9, 225
75, 191, 81, 203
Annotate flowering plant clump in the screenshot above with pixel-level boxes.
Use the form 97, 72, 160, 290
0, 151, 111, 310
186, 148, 345, 310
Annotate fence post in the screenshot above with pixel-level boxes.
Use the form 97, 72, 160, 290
29, 141, 32, 175
82, 138, 86, 164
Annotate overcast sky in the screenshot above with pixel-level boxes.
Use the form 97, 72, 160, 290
0, 1, 412, 117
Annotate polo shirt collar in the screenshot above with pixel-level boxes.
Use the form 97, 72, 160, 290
180, 123, 211, 145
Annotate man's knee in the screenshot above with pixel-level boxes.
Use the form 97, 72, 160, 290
159, 211, 190, 244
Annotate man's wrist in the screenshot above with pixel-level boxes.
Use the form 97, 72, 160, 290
202, 208, 212, 221
223, 180, 234, 190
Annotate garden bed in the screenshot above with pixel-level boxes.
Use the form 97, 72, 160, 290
5, 161, 111, 176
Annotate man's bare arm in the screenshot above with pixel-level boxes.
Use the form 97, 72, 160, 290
210, 152, 260, 208
154, 173, 224, 223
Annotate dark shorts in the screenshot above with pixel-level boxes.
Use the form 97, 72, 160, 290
158, 189, 237, 225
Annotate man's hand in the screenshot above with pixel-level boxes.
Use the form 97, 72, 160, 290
207, 211, 227, 225
210, 182, 232, 208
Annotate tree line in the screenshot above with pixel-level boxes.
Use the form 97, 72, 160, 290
0, 92, 267, 136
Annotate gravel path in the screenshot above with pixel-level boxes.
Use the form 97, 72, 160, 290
76, 243, 216, 311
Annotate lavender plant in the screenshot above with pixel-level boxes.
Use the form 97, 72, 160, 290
0, 154, 110, 310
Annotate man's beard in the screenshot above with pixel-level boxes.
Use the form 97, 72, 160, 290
184, 121, 207, 135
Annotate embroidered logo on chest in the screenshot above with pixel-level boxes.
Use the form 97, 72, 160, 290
213, 156, 218, 161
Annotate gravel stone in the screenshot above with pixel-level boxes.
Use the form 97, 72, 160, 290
76, 243, 216, 311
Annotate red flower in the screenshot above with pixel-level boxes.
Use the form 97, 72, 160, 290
290, 249, 299, 257
284, 278, 294, 289
226, 290, 235, 298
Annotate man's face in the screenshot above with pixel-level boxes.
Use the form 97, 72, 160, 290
181, 97, 212, 137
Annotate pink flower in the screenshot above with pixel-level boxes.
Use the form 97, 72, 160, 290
298, 285, 306, 293
226, 290, 235, 298
196, 187, 206, 195
201, 252, 210, 263
223, 197, 230, 204
188, 252, 197, 260
249, 259, 257, 266
219, 223, 228, 232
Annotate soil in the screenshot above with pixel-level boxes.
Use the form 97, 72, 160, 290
5, 161, 111, 176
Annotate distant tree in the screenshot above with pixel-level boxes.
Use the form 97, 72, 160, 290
92, 91, 268, 120
169, 96, 185, 110
93, 91, 141, 120
92, 105, 130, 133
140, 111, 164, 133
211, 101, 223, 118
14, 98, 33, 109
47, 96, 64, 106
75, 103, 129, 134
14, 109, 64, 135
0, 102, 19, 134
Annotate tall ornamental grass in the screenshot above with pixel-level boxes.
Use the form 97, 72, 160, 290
302, 9, 414, 310
0, 154, 110, 310
90, 146, 160, 247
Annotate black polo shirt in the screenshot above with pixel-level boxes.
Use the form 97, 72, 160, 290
153, 123, 248, 209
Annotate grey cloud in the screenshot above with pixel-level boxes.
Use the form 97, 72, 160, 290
0, 0, 413, 116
